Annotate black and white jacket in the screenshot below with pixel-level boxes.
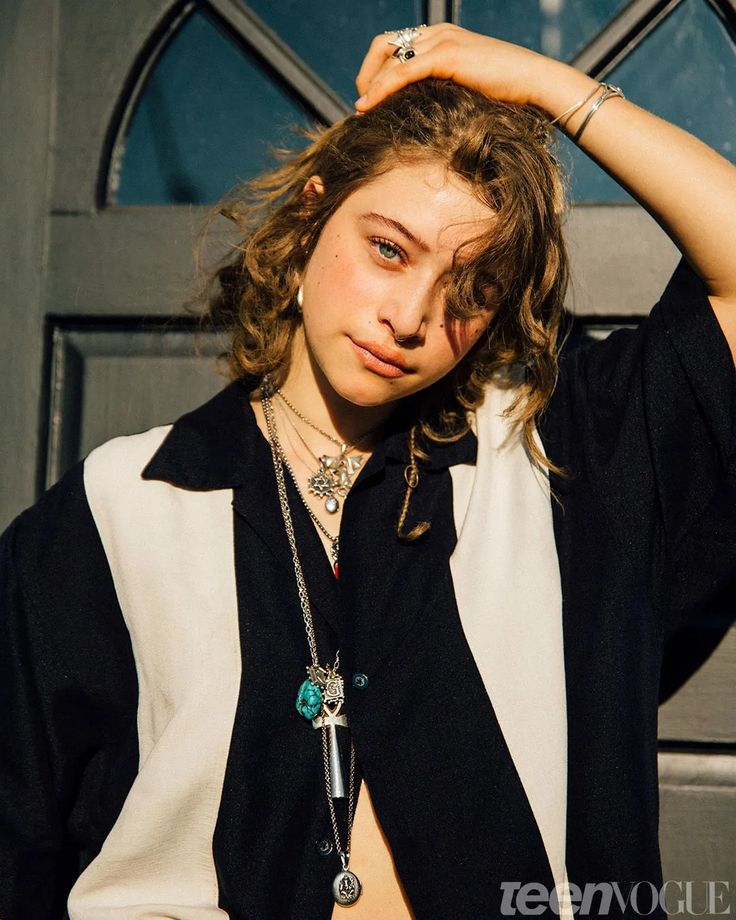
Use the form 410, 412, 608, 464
1, 258, 734, 919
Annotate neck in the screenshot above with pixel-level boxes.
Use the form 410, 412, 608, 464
274, 329, 400, 448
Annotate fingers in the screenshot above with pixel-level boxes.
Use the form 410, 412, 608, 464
355, 23, 442, 97
354, 26, 544, 113
354, 32, 398, 97
355, 40, 458, 111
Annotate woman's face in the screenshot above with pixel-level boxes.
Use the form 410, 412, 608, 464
298, 160, 497, 408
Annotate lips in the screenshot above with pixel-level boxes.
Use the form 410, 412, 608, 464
350, 338, 411, 372
349, 338, 413, 380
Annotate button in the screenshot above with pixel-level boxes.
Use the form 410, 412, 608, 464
315, 838, 333, 857
352, 672, 369, 690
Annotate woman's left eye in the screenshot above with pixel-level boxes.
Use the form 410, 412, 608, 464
369, 237, 406, 264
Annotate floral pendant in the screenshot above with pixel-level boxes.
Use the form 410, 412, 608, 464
307, 452, 363, 514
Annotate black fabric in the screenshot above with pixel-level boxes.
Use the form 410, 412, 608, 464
337, 452, 556, 919
539, 258, 736, 908
210, 403, 353, 919
202, 400, 556, 920
0, 257, 734, 919
0, 462, 139, 918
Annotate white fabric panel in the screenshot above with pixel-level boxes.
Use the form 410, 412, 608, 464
68, 426, 239, 920
449, 384, 572, 920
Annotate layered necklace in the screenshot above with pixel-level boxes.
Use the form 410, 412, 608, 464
273, 383, 382, 515
260, 374, 376, 905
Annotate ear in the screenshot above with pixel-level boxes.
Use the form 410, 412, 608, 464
302, 174, 325, 201
299, 176, 325, 251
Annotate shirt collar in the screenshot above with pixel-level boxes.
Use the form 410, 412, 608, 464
142, 378, 477, 490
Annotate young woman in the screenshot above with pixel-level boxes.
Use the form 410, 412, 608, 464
1, 22, 734, 920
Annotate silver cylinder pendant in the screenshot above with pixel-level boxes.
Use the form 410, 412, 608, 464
328, 721, 346, 799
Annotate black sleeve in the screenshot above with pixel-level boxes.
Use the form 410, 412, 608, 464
0, 463, 138, 918
547, 257, 736, 635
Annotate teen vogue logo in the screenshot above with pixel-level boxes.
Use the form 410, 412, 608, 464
499, 880, 732, 915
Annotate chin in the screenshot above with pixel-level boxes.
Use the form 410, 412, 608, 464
328, 372, 410, 409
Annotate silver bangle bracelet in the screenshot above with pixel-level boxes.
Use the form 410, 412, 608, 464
572, 83, 625, 142
549, 83, 603, 127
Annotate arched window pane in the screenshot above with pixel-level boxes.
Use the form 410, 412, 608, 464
560, 0, 736, 201
456, 0, 629, 61
114, 9, 312, 206
113, 0, 735, 206
245, 0, 425, 104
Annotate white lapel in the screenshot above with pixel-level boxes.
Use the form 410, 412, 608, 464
449, 382, 569, 906
69, 426, 238, 919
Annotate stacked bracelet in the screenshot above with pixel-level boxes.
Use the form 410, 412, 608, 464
550, 82, 625, 142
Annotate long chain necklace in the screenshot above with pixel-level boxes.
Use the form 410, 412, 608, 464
271, 379, 382, 514
261, 383, 361, 906
272, 401, 340, 573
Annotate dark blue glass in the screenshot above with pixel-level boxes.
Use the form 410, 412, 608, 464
114, 9, 312, 206
244, 0, 425, 104
561, 0, 736, 201
456, 0, 629, 61
113, 0, 734, 205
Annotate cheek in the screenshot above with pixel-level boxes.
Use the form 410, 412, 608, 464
444, 315, 490, 359
303, 251, 372, 358
311, 233, 365, 301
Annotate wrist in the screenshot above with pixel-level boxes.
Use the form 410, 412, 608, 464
528, 59, 599, 121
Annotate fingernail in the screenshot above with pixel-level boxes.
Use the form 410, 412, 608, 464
354, 95, 367, 108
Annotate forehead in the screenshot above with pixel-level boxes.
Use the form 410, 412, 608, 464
342, 161, 495, 254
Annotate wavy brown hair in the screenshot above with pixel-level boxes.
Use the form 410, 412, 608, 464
199, 78, 570, 536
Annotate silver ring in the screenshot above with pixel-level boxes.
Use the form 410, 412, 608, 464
385, 24, 426, 63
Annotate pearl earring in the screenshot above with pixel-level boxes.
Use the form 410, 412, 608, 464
296, 284, 304, 310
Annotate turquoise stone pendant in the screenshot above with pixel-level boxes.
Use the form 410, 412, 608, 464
296, 679, 322, 720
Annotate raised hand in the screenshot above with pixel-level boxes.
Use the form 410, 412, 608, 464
355, 23, 562, 114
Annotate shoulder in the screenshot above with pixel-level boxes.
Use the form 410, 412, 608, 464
83, 426, 176, 531
3, 426, 182, 623
1, 444, 142, 706
6, 460, 93, 578
85, 424, 172, 485
474, 367, 527, 447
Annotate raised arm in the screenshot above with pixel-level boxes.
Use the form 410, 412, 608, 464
355, 24, 736, 358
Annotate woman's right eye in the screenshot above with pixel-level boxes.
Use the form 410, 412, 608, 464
369, 237, 407, 265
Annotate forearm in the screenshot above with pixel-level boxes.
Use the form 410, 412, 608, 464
533, 61, 736, 301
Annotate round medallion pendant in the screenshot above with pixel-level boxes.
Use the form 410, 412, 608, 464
332, 869, 361, 904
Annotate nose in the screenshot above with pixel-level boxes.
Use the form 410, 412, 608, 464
377, 283, 432, 344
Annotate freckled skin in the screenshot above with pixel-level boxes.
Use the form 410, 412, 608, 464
288, 161, 496, 423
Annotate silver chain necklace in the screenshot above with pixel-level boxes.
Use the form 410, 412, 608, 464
261, 383, 362, 906
272, 380, 382, 514
272, 401, 340, 572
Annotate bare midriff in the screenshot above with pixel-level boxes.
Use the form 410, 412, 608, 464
330, 781, 415, 919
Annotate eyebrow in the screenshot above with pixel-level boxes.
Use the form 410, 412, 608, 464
358, 211, 431, 253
